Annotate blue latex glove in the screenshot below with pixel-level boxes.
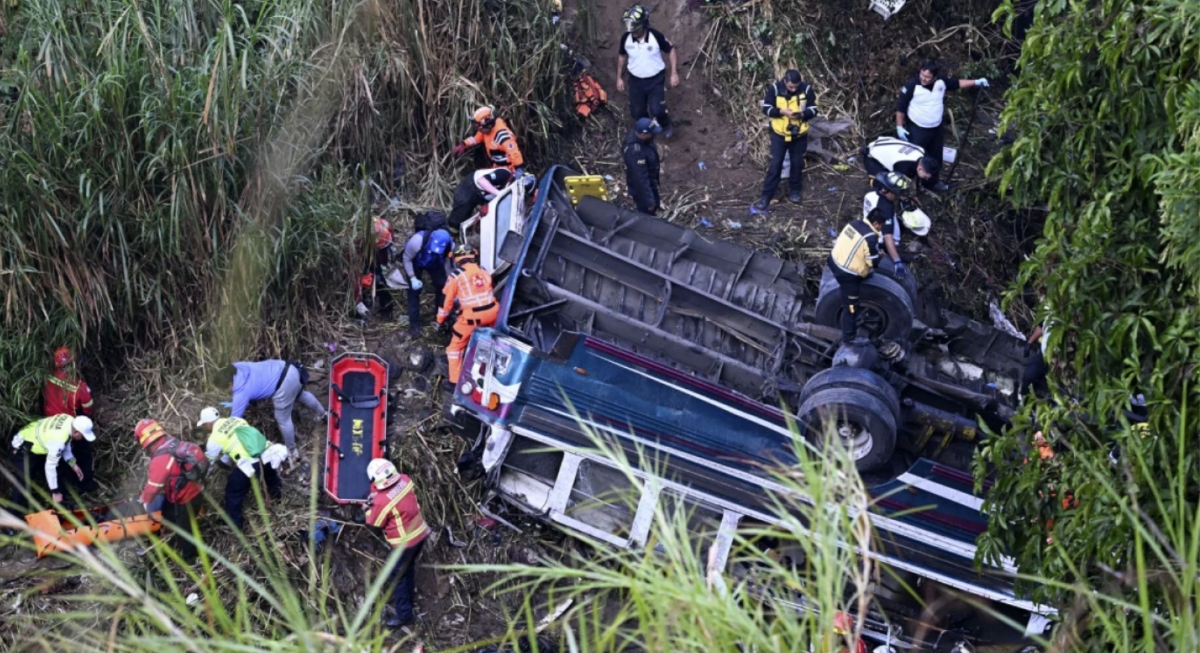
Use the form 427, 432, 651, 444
219, 401, 233, 409
410, 277, 423, 291
975, 78, 990, 88
893, 260, 908, 280
897, 126, 909, 141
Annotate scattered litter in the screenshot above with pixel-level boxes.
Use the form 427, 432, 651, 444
186, 593, 200, 606
478, 503, 524, 534
603, 175, 613, 181
475, 516, 498, 530
832, 164, 850, 172
725, 220, 742, 229
827, 186, 838, 192
219, 401, 233, 409
697, 161, 707, 171
828, 228, 838, 237
698, 218, 712, 227
749, 204, 767, 215
324, 341, 338, 353
536, 598, 574, 633
847, 156, 857, 163
312, 359, 325, 370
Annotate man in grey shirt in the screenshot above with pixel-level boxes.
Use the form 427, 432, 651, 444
400, 217, 455, 337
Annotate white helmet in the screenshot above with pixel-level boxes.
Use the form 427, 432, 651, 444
901, 208, 931, 236
367, 458, 401, 490
72, 415, 96, 442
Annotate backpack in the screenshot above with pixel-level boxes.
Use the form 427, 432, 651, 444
152, 438, 209, 503
233, 423, 269, 458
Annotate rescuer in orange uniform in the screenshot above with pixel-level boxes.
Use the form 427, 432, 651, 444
452, 106, 525, 174
135, 419, 207, 562
365, 458, 430, 629
436, 245, 499, 388
42, 346, 99, 493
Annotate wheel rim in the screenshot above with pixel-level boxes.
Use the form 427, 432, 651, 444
838, 303, 890, 338
831, 414, 874, 460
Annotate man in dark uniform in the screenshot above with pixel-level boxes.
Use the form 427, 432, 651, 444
754, 69, 818, 211
447, 167, 514, 236
862, 172, 917, 279
895, 62, 988, 190
828, 210, 888, 342
616, 5, 679, 138
623, 117, 662, 215
862, 136, 941, 192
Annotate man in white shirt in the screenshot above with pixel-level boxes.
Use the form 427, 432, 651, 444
895, 62, 988, 188
615, 5, 679, 138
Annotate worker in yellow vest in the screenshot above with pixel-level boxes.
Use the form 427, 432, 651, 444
9, 414, 95, 510
197, 407, 285, 531
828, 210, 888, 342
754, 69, 818, 211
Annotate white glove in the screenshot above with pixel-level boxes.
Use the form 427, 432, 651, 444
261, 444, 290, 470
355, 301, 370, 317
976, 78, 990, 88
11, 434, 23, 449
897, 125, 909, 141
410, 277, 423, 291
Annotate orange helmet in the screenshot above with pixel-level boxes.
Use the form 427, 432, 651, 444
832, 610, 855, 635
472, 105, 496, 130
372, 216, 392, 249
53, 346, 73, 369
134, 419, 168, 448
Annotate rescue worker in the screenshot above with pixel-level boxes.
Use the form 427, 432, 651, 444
754, 69, 819, 211
861, 136, 941, 192
42, 346, 99, 493
9, 414, 95, 511
862, 172, 915, 276
452, 106, 525, 174
447, 167, 514, 236
828, 211, 887, 342
135, 419, 206, 562
357, 217, 398, 320
832, 611, 869, 653
365, 458, 429, 628
43, 346, 94, 418
623, 117, 662, 215
895, 62, 988, 188
197, 407, 283, 531
215, 358, 326, 455
437, 245, 499, 389
401, 221, 455, 337
616, 4, 678, 138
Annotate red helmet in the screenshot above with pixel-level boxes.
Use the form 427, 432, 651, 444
832, 611, 855, 635
134, 419, 167, 448
372, 216, 393, 249
53, 346, 73, 369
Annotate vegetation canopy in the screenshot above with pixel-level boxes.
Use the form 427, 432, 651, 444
981, 0, 1200, 649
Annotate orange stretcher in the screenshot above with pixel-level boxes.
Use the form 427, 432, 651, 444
24, 500, 163, 558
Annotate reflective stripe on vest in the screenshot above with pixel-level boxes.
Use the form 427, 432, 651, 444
374, 480, 429, 548
21, 415, 73, 455
452, 264, 496, 309
867, 137, 924, 170
209, 418, 252, 462
770, 92, 809, 140
830, 221, 880, 278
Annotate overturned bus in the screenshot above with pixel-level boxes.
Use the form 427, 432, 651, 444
445, 166, 1053, 650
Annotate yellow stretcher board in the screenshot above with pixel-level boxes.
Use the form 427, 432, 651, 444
564, 175, 609, 206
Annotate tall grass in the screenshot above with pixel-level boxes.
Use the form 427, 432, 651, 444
0, 0, 569, 430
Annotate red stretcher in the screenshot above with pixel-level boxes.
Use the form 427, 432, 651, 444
324, 353, 389, 504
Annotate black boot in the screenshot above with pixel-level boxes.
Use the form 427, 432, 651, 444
789, 178, 804, 204
752, 197, 771, 211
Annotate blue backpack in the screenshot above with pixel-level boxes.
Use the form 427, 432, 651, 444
415, 228, 453, 270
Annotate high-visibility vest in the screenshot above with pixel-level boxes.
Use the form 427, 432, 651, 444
770, 92, 810, 140
19, 415, 73, 455
368, 475, 429, 549
439, 262, 497, 322
207, 417, 263, 462
465, 118, 525, 169
830, 220, 881, 277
